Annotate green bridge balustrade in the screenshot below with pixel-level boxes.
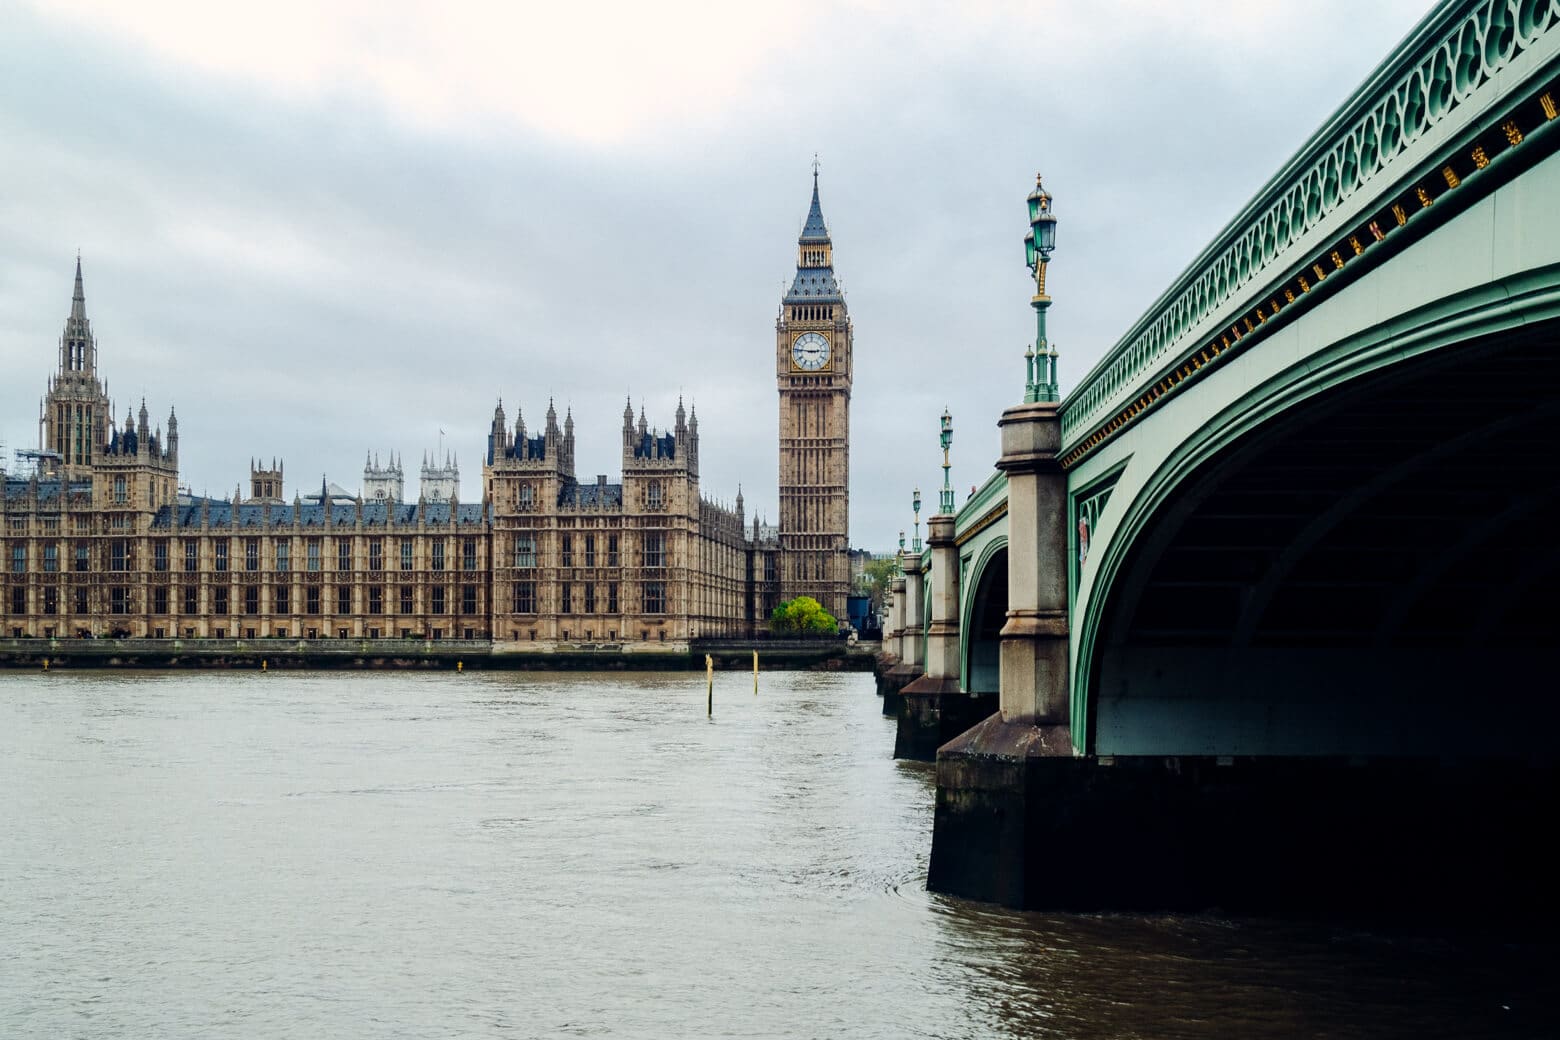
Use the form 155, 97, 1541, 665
890, 0, 1560, 910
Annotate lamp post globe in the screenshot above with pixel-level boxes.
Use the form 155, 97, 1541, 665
1024, 173, 1059, 403
1028, 184, 1056, 259
938, 409, 955, 513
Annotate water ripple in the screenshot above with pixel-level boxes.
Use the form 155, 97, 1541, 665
1, 670, 1554, 1039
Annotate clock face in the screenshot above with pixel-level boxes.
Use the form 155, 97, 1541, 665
792, 331, 831, 371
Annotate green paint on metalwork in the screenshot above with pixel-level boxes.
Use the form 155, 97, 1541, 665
1059, 0, 1560, 451
1070, 258, 1560, 753
923, 0, 1560, 756
1069, 465, 1125, 604
955, 471, 1008, 542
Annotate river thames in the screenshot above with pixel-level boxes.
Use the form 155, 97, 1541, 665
1, 670, 1553, 1037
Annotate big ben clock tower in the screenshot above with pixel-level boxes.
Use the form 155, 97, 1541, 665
776, 167, 852, 624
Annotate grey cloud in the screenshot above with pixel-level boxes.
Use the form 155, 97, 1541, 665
1, 2, 1431, 550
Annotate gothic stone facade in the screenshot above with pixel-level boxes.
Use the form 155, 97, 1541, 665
3, 181, 851, 646
481, 397, 760, 646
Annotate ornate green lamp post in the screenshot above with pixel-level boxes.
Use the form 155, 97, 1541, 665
911, 487, 922, 552
938, 408, 954, 513
1024, 174, 1059, 403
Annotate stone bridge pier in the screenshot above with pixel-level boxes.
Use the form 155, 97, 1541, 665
928, 402, 1073, 903
927, 400, 1560, 916
895, 517, 995, 759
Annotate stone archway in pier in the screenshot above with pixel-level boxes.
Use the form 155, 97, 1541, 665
961, 542, 1007, 695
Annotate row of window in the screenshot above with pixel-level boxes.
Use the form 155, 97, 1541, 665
509, 532, 662, 568
6, 584, 484, 617
7, 537, 482, 575
10, 586, 86, 615
507, 581, 663, 615
8, 578, 672, 618
11, 544, 89, 573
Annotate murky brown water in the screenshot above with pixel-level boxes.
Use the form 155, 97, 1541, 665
1, 670, 1552, 1038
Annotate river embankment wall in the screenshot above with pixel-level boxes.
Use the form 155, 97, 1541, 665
0, 637, 878, 672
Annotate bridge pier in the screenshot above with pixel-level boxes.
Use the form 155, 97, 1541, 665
876, 576, 906, 713
932, 749, 1560, 916
991, 401, 1069, 727
900, 555, 924, 674
896, 516, 981, 759
879, 559, 922, 715
929, 401, 1073, 902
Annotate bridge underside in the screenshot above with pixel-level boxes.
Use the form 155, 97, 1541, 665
1094, 318, 1560, 758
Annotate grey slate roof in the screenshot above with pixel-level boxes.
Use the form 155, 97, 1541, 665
632, 432, 677, 460
786, 175, 841, 302
150, 500, 488, 530
491, 433, 548, 465
559, 481, 623, 508
785, 267, 841, 303
3, 477, 90, 504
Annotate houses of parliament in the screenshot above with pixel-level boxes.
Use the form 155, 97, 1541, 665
1, 177, 855, 647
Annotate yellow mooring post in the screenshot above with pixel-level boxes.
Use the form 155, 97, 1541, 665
706, 654, 714, 716
262, 659, 268, 672
753, 649, 758, 694
42, 658, 49, 671
457, 660, 463, 673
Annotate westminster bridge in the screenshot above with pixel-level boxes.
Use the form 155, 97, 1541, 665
881, 0, 1560, 912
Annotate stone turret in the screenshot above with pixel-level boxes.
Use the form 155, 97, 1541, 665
40, 256, 111, 480
563, 407, 576, 475
363, 450, 404, 503
420, 449, 459, 503
248, 457, 285, 505
488, 399, 509, 463
687, 403, 700, 475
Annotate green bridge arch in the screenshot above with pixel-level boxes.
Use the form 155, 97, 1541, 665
916, 0, 1560, 757
1068, 154, 1560, 756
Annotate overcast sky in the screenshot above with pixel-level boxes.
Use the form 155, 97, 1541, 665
1, 0, 1432, 550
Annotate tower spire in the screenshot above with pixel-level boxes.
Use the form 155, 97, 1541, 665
786, 166, 841, 303
71, 254, 86, 323
800, 163, 829, 246
57, 254, 99, 381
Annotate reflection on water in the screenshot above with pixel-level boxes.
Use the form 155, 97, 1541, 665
1, 669, 1553, 1038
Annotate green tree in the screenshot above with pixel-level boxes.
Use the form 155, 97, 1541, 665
769, 595, 838, 636
861, 556, 899, 615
